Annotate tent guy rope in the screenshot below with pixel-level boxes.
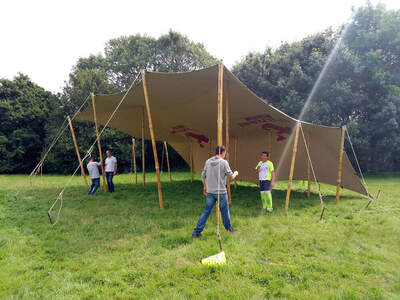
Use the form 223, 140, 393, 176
46, 73, 141, 224
299, 124, 326, 220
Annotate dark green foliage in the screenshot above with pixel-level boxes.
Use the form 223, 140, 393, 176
44, 31, 216, 174
233, 4, 400, 172
0, 74, 57, 173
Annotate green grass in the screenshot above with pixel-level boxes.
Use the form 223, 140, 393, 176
0, 172, 399, 299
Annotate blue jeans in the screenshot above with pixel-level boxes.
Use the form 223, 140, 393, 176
88, 178, 100, 195
106, 172, 114, 192
193, 193, 233, 235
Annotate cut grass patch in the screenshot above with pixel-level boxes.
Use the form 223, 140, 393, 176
0, 172, 399, 299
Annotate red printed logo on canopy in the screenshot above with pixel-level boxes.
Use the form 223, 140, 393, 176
170, 125, 209, 148
238, 114, 292, 141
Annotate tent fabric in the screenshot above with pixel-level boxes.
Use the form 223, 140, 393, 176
77, 64, 368, 196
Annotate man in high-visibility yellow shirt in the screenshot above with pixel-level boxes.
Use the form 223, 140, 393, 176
255, 151, 275, 213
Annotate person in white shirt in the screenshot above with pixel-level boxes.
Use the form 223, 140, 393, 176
87, 157, 101, 195
105, 150, 117, 193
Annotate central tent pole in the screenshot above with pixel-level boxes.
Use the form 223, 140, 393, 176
164, 141, 172, 182
336, 125, 346, 204
142, 107, 146, 187
285, 122, 300, 212
217, 61, 224, 222
268, 131, 272, 160
234, 136, 238, 189
190, 140, 193, 183
132, 137, 137, 184
307, 132, 311, 198
225, 81, 231, 204
91, 93, 107, 192
141, 70, 164, 209
67, 116, 88, 186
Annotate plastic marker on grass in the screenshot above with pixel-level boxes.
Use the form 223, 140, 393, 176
201, 251, 226, 266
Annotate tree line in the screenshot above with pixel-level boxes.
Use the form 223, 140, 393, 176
0, 4, 399, 174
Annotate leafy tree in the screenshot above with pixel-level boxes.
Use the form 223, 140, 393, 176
233, 4, 400, 172
0, 74, 57, 173
44, 31, 217, 173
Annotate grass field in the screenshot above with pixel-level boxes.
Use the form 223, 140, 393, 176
0, 172, 399, 299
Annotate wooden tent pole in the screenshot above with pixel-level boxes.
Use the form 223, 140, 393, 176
336, 125, 346, 204
190, 140, 193, 183
307, 131, 311, 198
225, 81, 231, 204
217, 61, 224, 222
285, 122, 300, 212
268, 131, 272, 159
132, 137, 137, 184
164, 141, 172, 182
234, 136, 238, 189
217, 62, 224, 146
142, 107, 146, 187
91, 93, 107, 192
141, 70, 164, 209
67, 116, 88, 186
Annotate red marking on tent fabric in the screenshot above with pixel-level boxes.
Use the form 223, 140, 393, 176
170, 125, 209, 147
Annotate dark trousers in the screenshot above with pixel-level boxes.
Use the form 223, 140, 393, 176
106, 172, 114, 192
88, 178, 100, 195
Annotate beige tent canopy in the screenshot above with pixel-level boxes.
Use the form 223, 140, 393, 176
77, 63, 368, 209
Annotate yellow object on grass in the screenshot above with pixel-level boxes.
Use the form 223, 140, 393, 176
201, 251, 226, 265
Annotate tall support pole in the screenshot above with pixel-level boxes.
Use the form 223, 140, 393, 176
132, 137, 137, 184
225, 82, 231, 204
217, 61, 224, 222
307, 132, 311, 198
91, 93, 107, 192
234, 136, 238, 189
164, 141, 172, 182
217, 62, 224, 146
142, 107, 146, 187
336, 125, 346, 204
67, 116, 88, 186
268, 131, 272, 159
189, 140, 193, 183
142, 70, 164, 209
285, 122, 300, 212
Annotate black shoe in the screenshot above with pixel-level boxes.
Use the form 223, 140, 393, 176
192, 232, 202, 238
226, 228, 241, 234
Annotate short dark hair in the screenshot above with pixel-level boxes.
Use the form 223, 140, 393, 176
216, 145, 226, 155
262, 151, 269, 156
88, 156, 94, 161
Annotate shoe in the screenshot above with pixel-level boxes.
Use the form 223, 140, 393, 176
226, 228, 241, 234
266, 209, 273, 213
192, 232, 202, 238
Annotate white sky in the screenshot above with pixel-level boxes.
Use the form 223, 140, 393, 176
1, 0, 399, 93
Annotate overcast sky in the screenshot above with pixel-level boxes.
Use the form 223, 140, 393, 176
1, 0, 399, 93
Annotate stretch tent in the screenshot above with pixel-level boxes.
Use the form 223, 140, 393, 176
77, 63, 368, 208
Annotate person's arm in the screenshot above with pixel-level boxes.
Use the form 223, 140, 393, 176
114, 159, 118, 175
255, 161, 262, 173
232, 170, 239, 180
201, 161, 208, 196
225, 161, 238, 180
202, 178, 207, 196
271, 170, 275, 188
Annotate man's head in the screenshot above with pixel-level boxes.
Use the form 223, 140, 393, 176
88, 156, 94, 162
261, 151, 269, 162
216, 145, 226, 158
106, 150, 111, 157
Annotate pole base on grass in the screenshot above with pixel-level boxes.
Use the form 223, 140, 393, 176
201, 251, 226, 266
